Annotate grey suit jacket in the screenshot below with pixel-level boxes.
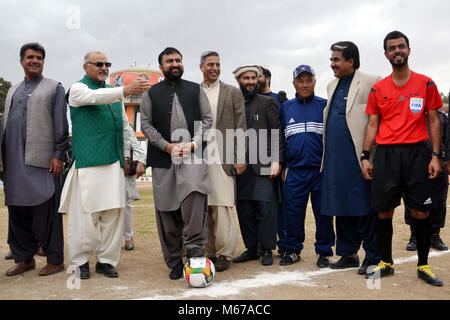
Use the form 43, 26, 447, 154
214, 81, 247, 175
322, 69, 382, 170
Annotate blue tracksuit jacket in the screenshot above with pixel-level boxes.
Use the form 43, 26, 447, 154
280, 94, 326, 169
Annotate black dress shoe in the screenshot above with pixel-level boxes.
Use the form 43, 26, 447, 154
330, 254, 360, 269
277, 247, 287, 256
316, 255, 330, 268
431, 232, 448, 251
406, 237, 417, 251
357, 258, 378, 275
406, 226, 417, 251
95, 262, 118, 278
78, 262, 90, 280
232, 250, 259, 263
186, 247, 205, 259
406, 236, 417, 251
256, 244, 263, 258
169, 261, 184, 280
261, 250, 273, 266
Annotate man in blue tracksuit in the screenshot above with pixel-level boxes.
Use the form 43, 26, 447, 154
279, 65, 335, 267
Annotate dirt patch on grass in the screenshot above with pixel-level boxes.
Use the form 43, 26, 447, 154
0, 183, 449, 300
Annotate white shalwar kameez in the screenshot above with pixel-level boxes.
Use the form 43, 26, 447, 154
59, 83, 129, 267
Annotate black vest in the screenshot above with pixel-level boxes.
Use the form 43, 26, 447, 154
146, 79, 202, 168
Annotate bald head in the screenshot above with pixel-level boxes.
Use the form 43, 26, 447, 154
83, 51, 110, 82
84, 51, 105, 63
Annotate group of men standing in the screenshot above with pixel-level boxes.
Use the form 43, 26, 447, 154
1, 44, 150, 279
1, 30, 447, 288
276, 31, 446, 287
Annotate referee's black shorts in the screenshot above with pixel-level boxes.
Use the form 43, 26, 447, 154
371, 142, 433, 213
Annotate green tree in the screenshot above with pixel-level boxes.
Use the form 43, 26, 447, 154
440, 92, 449, 104
0, 77, 12, 114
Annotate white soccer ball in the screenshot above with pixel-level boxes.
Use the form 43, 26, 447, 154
183, 257, 215, 288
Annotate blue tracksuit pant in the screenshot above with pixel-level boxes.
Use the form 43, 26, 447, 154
277, 180, 287, 251
282, 167, 335, 256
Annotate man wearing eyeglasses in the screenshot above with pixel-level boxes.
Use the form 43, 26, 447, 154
59, 50, 151, 280
0, 42, 69, 277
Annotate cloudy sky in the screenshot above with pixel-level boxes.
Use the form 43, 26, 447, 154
1, 0, 450, 99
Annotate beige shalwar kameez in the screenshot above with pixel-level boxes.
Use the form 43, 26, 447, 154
201, 80, 239, 260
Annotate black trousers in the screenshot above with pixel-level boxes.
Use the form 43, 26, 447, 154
7, 188, 64, 265
404, 173, 448, 229
335, 211, 380, 263
236, 197, 278, 252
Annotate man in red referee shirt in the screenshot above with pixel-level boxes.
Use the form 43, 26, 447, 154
361, 31, 443, 286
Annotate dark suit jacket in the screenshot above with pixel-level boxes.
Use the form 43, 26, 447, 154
215, 81, 247, 175
245, 94, 285, 175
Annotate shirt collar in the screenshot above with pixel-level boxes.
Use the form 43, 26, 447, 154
82, 74, 106, 88
295, 93, 315, 104
24, 74, 43, 84
201, 79, 220, 89
339, 71, 355, 84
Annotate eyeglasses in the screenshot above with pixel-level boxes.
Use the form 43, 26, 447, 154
86, 61, 112, 68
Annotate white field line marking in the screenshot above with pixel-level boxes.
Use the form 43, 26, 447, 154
138, 251, 450, 300
130, 204, 154, 208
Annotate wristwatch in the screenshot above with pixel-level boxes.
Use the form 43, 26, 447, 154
431, 151, 442, 158
360, 150, 370, 161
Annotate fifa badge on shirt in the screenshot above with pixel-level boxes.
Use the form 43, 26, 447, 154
410, 97, 424, 114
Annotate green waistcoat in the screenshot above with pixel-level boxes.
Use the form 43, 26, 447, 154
70, 75, 124, 169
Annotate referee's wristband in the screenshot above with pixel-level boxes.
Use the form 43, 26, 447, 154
360, 150, 370, 161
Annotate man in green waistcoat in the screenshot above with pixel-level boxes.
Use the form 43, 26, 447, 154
59, 51, 151, 279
